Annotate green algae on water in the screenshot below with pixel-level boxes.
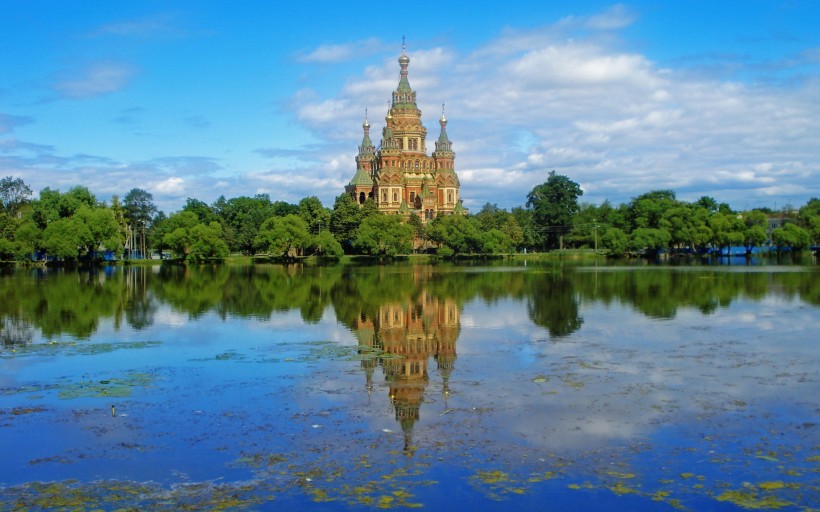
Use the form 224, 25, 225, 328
57, 372, 155, 399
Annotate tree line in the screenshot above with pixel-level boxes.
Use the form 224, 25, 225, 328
1, 172, 818, 263
4, 261, 819, 344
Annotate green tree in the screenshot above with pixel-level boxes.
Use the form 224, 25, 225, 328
407, 212, 429, 252
354, 214, 414, 257
182, 198, 216, 224
602, 227, 629, 255
568, 202, 601, 249
475, 203, 509, 231
660, 203, 711, 252
428, 214, 483, 255
695, 196, 719, 214
62, 186, 98, 215
628, 190, 677, 230
13, 221, 41, 259
255, 214, 311, 257
629, 227, 671, 257
771, 223, 811, 251
188, 222, 230, 262
164, 228, 192, 258
215, 194, 277, 255
309, 230, 344, 259
271, 200, 299, 217
330, 193, 362, 253
526, 171, 583, 250
502, 216, 524, 251
75, 206, 123, 257
741, 210, 768, 252
162, 211, 200, 258
0, 176, 32, 217
123, 188, 157, 259
360, 198, 380, 220
43, 217, 90, 260
480, 228, 513, 254
0, 212, 20, 257
708, 212, 744, 253
798, 198, 820, 244
511, 206, 537, 251
298, 196, 330, 235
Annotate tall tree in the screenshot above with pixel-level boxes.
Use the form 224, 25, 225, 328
0, 176, 32, 217
330, 193, 362, 252
123, 188, 157, 259
182, 198, 215, 224
526, 171, 583, 250
298, 196, 330, 234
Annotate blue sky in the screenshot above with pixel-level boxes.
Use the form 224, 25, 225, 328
2, 1, 819, 214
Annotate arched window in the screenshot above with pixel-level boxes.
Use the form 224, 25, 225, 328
392, 191, 397, 202
414, 160, 419, 169
359, 192, 365, 204
410, 192, 415, 203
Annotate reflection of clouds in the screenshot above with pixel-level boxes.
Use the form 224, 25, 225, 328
446, 296, 820, 454
152, 309, 187, 327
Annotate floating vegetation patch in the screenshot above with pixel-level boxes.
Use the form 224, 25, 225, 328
715, 486, 793, 509
215, 350, 245, 361
1, 478, 267, 511
471, 469, 527, 499
271, 340, 404, 364
2, 383, 59, 397
1, 340, 161, 358
7, 406, 47, 416
57, 372, 155, 399
229, 450, 432, 509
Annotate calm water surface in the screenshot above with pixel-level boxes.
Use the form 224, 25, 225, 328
1, 261, 818, 511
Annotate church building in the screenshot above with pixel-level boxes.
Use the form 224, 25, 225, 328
345, 43, 464, 222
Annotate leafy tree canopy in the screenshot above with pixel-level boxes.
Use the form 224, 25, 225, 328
526, 171, 583, 250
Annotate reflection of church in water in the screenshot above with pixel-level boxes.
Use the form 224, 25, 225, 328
350, 287, 460, 453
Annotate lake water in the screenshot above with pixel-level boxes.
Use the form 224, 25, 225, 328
1, 261, 818, 510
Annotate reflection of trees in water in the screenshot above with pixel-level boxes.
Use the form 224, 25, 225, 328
120, 267, 156, 330
0, 267, 159, 340
1, 262, 818, 340
525, 273, 583, 337
569, 268, 805, 319
1, 316, 33, 347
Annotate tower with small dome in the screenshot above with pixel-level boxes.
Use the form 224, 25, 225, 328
345, 41, 463, 222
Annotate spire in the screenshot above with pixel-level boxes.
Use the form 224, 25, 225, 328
381, 101, 398, 149
393, 39, 416, 106
435, 102, 453, 153
358, 108, 374, 156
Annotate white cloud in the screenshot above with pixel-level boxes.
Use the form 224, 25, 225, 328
427, 25, 820, 208
4, 5, 819, 213
297, 38, 383, 63
585, 4, 637, 30
53, 62, 137, 99
154, 177, 185, 196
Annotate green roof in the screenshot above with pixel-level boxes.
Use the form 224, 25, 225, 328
349, 169, 372, 186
